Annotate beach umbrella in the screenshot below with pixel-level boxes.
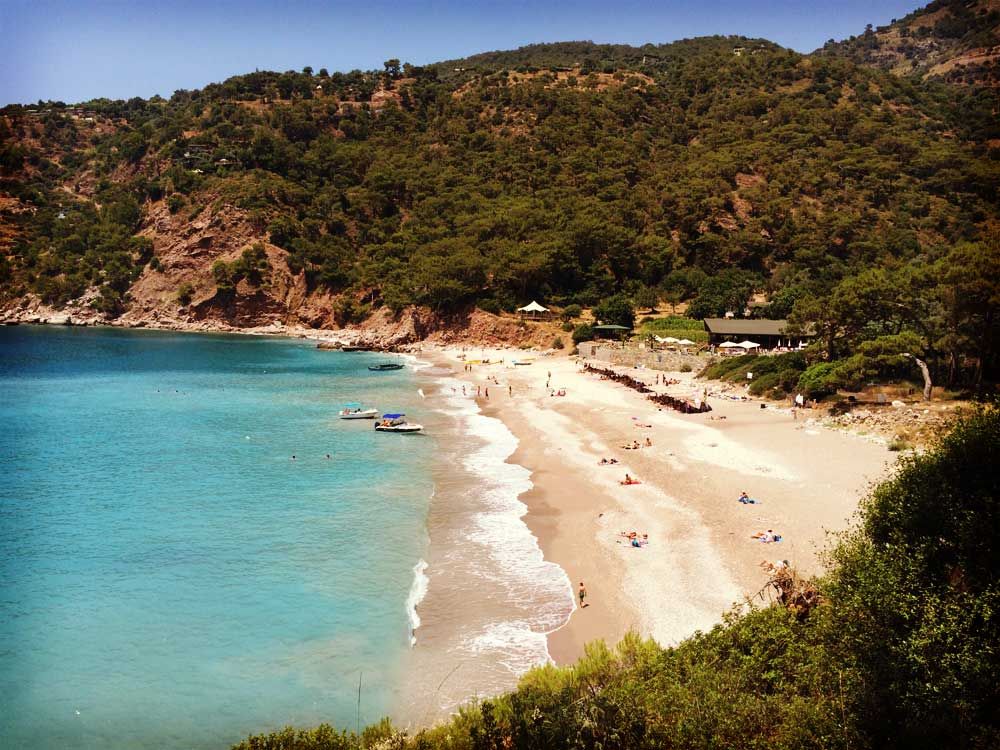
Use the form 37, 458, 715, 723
718, 341, 741, 348
677, 339, 696, 346
738, 340, 760, 349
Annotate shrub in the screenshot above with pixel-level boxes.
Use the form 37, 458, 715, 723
176, 282, 195, 307
887, 438, 911, 451
679, 362, 693, 373
561, 321, 574, 332
572, 323, 594, 344
167, 194, 185, 214
797, 361, 841, 398
561, 303, 582, 320
592, 293, 635, 328
552, 336, 565, 350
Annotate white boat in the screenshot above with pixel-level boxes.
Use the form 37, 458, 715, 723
374, 413, 423, 433
339, 404, 378, 419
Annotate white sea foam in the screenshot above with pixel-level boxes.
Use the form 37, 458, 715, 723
432, 377, 575, 675
407, 558, 430, 646
464, 620, 553, 675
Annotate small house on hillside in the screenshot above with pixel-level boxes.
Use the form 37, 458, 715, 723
703, 318, 814, 350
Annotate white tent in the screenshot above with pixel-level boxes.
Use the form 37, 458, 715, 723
738, 340, 761, 349
517, 300, 551, 320
677, 338, 696, 346
718, 341, 742, 348
654, 335, 679, 344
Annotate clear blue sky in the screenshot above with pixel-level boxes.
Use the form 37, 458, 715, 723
1, 0, 922, 105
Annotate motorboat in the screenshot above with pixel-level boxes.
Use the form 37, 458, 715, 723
368, 363, 404, 371
339, 403, 378, 419
374, 413, 423, 433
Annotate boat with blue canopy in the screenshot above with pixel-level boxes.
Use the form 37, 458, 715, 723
374, 413, 423, 433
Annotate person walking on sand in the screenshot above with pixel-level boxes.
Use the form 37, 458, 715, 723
578, 582, 588, 608
509, 384, 512, 397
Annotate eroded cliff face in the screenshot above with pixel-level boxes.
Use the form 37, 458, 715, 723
1, 194, 555, 349
119, 198, 334, 329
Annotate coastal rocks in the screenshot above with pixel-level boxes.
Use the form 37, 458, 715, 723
822, 403, 958, 445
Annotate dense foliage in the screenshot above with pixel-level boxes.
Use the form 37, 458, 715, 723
2, 10, 998, 387
231, 407, 1000, 749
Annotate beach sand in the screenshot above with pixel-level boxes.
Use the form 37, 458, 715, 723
427, 348, 893, 665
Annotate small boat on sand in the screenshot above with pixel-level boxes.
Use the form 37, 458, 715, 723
374, 414, 423, 433
339, 403, 378, 419
368, 363, 404, 371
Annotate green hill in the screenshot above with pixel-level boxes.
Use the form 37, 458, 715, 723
1, 6, 998, 387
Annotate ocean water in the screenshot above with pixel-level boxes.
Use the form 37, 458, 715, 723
0, 326, 434, 749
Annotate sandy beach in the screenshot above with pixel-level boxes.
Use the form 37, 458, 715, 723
426, 347, 894, 665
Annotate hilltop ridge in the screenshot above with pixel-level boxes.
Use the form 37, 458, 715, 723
0, 3, 998, 383
818, 0, 1000, 86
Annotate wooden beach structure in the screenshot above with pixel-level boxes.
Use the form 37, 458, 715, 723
703, 318, 815, 351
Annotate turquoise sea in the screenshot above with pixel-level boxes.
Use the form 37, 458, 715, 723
0, 326, 436, 749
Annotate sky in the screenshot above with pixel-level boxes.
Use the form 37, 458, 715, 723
1, 0, 923, 105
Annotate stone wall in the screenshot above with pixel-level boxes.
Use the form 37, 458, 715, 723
578, 341, 709, 372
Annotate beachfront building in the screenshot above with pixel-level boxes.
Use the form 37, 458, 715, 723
703, 318, 815, 351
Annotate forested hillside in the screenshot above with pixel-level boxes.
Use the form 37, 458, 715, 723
1, 4, 998, 385
818, 0, 1000, 86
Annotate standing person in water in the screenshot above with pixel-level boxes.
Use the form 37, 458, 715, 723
578, 581, 588, 608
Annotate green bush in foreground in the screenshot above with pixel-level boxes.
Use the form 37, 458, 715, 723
235, 408, 1000, 750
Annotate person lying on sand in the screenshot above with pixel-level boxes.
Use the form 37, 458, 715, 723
599, 458, 619, 465
617, 531, 649, 547
620, 474, 641, 485
751, 529, 782, 543
634, 422, 653, 428
738, 491, 757, 504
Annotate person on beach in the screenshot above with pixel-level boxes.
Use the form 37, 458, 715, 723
645, 437, 652, 447
485, 387, 489, 399
509, 385, 512, 396
578, 582, 588, 608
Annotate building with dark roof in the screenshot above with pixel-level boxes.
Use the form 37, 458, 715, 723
703, 318, 815, 350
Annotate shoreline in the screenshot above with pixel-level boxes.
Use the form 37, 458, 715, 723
427, 347, 895, 668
